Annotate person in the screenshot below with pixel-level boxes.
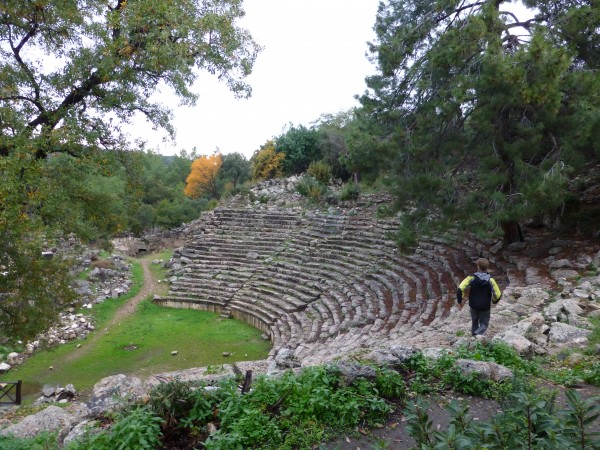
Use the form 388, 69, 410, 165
457, 258, 502, 336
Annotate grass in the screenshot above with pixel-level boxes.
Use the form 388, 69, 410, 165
0, 253, 271, 402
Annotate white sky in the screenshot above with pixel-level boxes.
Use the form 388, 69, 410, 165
141, 0, 381, 158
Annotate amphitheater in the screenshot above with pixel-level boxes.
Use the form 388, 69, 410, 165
155, 190, 599, 368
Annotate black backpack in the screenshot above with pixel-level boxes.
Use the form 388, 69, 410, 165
468, 273, 492, 310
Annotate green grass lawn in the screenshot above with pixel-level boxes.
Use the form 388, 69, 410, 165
0, 253, 271, 402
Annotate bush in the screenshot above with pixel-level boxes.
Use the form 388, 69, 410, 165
307, 161, 332, 184
339, 181, 360, 201
296, 176, 328, 200
66, 407, 162, 450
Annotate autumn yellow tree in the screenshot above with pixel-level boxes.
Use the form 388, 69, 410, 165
250, 141, 285, 180
184, 154, 223, 199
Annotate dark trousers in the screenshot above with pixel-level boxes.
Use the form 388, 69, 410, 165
470, 307, 491, 336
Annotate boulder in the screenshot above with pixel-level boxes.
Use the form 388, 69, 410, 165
573, 289, 591, 300
56, 384, 77, 402
493, 331, 534, 355
7, 352, 19, 365
334, 362, 377, 385
85, 374, 145, 417
273, 348, 300, 369
543, 300, 588, 328
517, 287, 550, 307
548, 323, 592, 345
551, 269, 580, 280
422, 347, 451, 360
0, 362, 11, 372
62, 419, 99, 446
0, 406, 72, 441
455, 359, 513, 382
42, 384, 57, 397
390, 345, 419, 363
550, 259, 573, 269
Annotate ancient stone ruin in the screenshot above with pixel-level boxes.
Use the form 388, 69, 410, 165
157, 195, 600, 368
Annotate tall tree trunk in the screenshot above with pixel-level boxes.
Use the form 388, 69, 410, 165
501, 220, 523, 244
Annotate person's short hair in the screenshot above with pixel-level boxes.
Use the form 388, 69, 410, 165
476, 258, 489, 272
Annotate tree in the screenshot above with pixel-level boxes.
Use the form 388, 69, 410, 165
0, 0, 260, 340
361, 0, 600, 244
275, 124, 322, 175
184, 153, 223, 199
0, 0, 261, 158
250, 140, 285, 180
219, 152, 250, 189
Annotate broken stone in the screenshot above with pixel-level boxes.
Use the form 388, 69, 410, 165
455, 359, 513, 382
548, 322, 591, 344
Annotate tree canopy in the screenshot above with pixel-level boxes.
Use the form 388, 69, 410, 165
184, 153, 223, 199
0, 0, 261, 157
360, 0, 600, 244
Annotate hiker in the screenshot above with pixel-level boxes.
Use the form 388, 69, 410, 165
457, 258, 502, 336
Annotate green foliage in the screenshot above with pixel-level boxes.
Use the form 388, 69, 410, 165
339, 181, 361, 201
61, 364, 392, 450
0, 0, 260, 159
0, 432, 58, 450
147, 379, 197, 428
67, 407, 162, 450
218, 152, 251, 192
402, 346, 517, 399
456, 341, 539, 376
0, 225, 77, 341
127, 150, 211, 234
202, 366, 393, 449
296, 176, 328, 200
275, 124, 323, 176
374, 367, 406, 400
404, 390, 600, 449
359, 0, 600, 242
307, 161, 332, 184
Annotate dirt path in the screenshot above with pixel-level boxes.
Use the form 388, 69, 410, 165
63, 257, 157, 363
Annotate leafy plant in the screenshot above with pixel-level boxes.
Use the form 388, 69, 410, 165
67, 407, 162, 450
307, 161, 332, 184
0, 432, 58, 450
297, 176, 328, 200
404, 390, 600, 449
339, 181, 360, 201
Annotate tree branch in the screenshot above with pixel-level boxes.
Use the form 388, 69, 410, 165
8, 22, 43, 109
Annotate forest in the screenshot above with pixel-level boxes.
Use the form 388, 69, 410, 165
1, 0, 600, 340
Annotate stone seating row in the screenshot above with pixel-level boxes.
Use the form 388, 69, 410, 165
158, 207, 503, 361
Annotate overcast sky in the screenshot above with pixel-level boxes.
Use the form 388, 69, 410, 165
139, 0, 381, 158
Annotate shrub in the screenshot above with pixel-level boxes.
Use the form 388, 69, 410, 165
339, 181, 360, 201
147, 379, 197, 427
90, 259, 115, 270
307, 161, 332, 184
296, 176, 328, 200
375, 367, 406, 400
66, 407, 162, 450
